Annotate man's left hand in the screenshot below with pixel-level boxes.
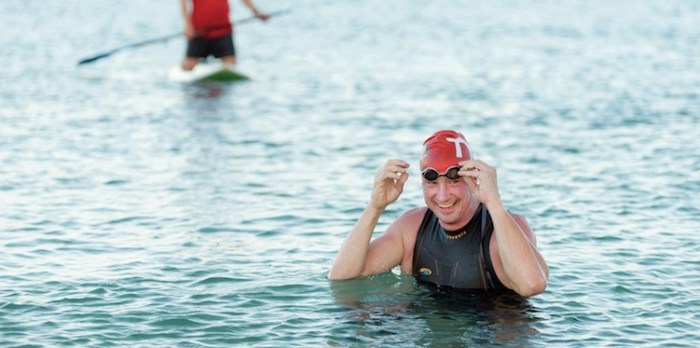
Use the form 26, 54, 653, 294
458, 159, 501, 208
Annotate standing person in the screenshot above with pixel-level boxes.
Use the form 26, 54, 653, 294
179, 0, 269, 71
328, 130, 549, 297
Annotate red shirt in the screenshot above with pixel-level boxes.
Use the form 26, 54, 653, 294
191, 0, 232, 39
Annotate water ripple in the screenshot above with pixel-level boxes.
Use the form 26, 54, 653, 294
1, 0, 699, 346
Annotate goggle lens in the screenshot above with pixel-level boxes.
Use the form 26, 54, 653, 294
422, 167, 461, 182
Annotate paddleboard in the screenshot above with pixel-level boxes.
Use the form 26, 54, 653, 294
169, 63, 250, 83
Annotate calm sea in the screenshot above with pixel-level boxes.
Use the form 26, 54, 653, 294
1, 0, 699, 346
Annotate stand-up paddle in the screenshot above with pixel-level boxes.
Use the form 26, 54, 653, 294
77, 9, 289, 66
77, 32, 180, 65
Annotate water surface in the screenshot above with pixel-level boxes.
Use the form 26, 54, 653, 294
1, 0, 699, 346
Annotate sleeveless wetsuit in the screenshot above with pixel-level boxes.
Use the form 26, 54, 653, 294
412, 204, 510, 293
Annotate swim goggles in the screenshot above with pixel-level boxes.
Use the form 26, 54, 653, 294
421, 166, 461, 182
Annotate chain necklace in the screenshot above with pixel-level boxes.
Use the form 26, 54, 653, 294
443, 203, 481, 240
445, 228, 469, 240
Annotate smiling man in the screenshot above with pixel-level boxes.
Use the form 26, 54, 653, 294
328, 130, 549, 297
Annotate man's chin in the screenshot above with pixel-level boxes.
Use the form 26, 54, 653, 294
434, 206, 459, 223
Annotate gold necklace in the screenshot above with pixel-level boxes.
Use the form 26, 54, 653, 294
446, 229, 468, 240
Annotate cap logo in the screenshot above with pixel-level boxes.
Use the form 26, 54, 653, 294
446, 137, 468, 158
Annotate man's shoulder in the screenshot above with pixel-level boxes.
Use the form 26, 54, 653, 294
506, 211, 536, 242
386, 207, 427, 230
385, 207, 427, 248
507, 211, 530, 227
395, 207, 428, 226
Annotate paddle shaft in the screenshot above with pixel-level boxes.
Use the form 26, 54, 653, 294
77, 9, 289, 66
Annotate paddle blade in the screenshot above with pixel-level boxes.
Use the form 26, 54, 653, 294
77, 52, 111, 65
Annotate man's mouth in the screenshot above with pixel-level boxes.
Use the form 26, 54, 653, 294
436, 201, 455, 209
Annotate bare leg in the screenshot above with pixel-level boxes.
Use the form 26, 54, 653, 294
220, 55, 237, 67
182, 57, 199, 71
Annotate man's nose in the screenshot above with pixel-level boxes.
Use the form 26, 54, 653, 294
436, 180, 450, 201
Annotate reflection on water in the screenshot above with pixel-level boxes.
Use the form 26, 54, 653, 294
330, 273, 541, 346
185, 83, 228, 100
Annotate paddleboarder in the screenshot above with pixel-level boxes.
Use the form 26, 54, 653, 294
180, 0, 269, 71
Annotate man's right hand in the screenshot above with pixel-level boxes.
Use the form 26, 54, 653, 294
255, 11, 270, 21
369, 159, 410, 211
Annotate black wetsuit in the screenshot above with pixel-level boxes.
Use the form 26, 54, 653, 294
412, 204, 510, 293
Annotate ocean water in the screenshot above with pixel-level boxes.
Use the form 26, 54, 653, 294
1, 0, 699, 346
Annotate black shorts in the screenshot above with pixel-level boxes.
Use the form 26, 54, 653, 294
186, 34, 236, 59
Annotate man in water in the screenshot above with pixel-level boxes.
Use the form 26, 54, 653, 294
329, 130, 549, 297
179, 0, 269, 71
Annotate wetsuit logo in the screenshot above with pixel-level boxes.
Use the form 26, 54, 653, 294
419, 267, 432, 276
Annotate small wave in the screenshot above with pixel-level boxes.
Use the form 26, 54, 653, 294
150, 317, 206, 328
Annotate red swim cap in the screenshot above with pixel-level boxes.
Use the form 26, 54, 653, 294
420, 130, 472, 172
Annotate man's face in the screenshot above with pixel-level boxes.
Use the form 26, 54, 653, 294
421, 169, 474, 229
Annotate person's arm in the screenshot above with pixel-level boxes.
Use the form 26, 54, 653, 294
490, 206, 549, 296
180, 0, 195, 38
328, 160, 410, 280
241, 0, 270, 21
459, 159, 549, 297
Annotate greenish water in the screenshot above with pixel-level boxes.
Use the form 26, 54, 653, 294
1, 0, 699, 346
